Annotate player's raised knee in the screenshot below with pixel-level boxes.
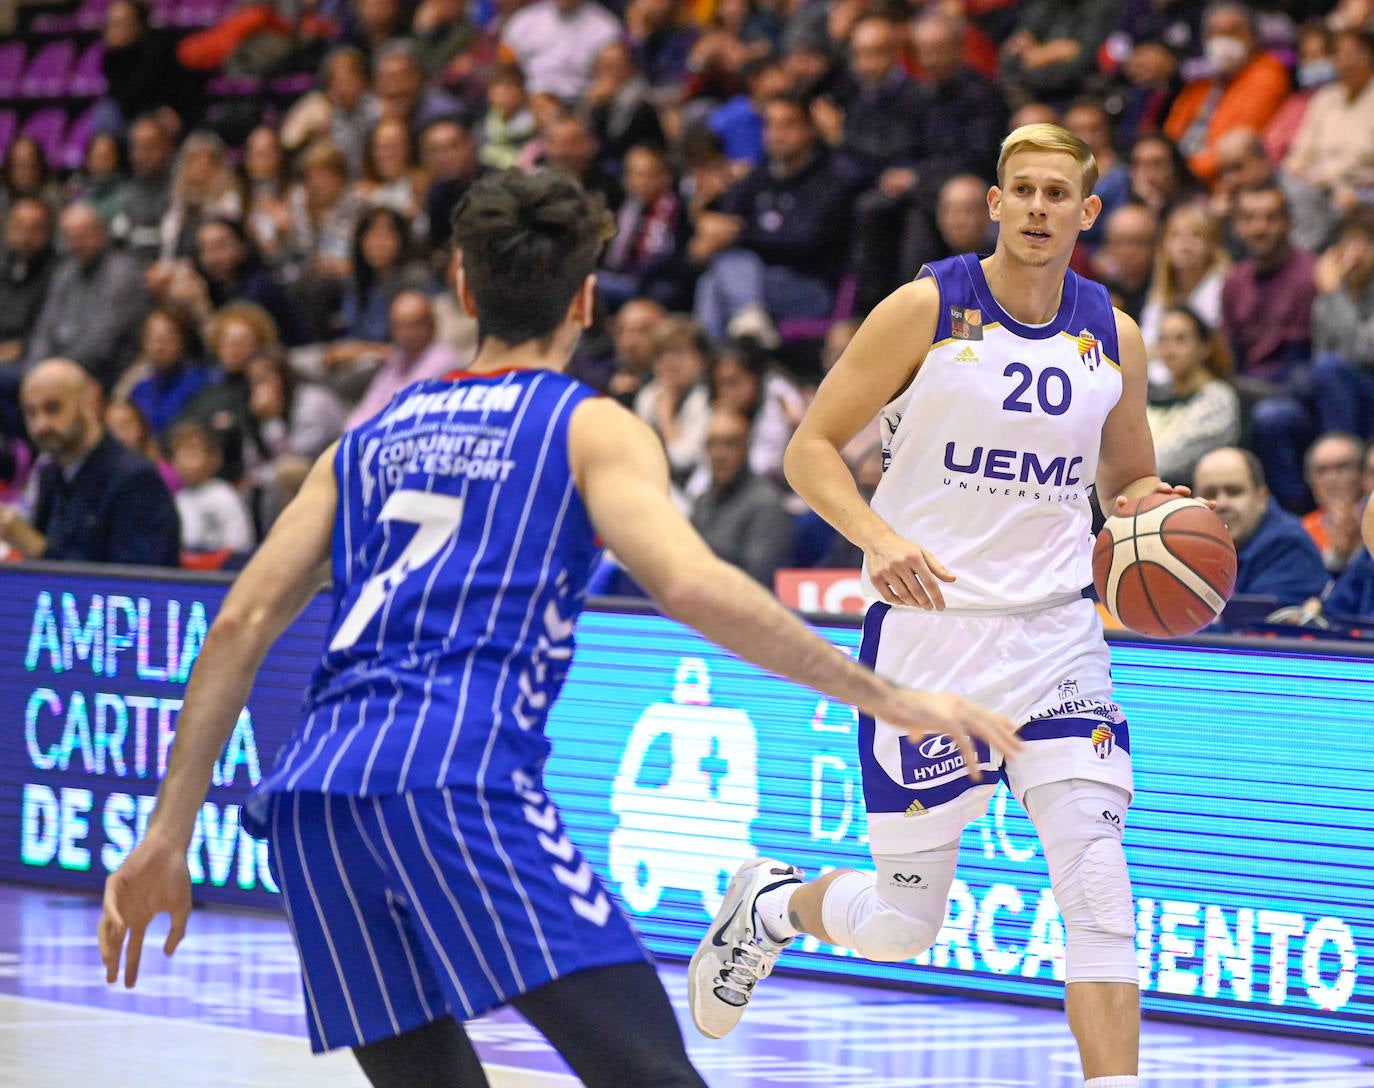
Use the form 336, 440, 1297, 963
850, 908, 940, 962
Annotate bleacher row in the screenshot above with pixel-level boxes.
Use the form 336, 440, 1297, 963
0, 0, 237, 169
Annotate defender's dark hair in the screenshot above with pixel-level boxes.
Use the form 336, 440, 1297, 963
451, 170, 614, 346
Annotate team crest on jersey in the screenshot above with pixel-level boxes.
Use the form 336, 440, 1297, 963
1091, 722, 1115, 759
950, 307, 983, 341
1077, 329, 1103, 371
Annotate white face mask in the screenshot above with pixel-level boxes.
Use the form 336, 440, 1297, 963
1205, 34, 1250, 75
1296, 59, 1337, 89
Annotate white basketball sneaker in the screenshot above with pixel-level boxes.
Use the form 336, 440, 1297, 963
689, 857, 804, 1039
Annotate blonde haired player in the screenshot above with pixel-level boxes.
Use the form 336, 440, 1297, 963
690, 124, 1192, 1088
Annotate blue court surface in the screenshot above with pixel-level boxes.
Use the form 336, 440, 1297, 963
0, 883, 1369, 1088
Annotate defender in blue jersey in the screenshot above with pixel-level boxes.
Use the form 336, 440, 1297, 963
98, 170, 1021, 1088
690, 126, 1200, 1088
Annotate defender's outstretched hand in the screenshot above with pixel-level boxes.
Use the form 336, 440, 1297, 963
880, 689, 1023, 782
99, 831, 192, 988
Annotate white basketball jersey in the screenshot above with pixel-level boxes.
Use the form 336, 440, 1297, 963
865, 253, 1123, 610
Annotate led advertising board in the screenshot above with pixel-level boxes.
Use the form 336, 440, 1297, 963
0, 566, 1368, 1039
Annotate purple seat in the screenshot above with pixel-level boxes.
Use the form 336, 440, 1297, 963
269, 72, 315, 98
68, 40, 106, 97
0, 43, 26, 100
0, 110, 17, 161
19, 108, 68, 165
57, 104, 98, 170
206, 73, 262, 97
777, 275, 858, 345
171, 0, 221, 27
19, 39, 76, 99
74, 0, 113, 30
31, 10, 80, 32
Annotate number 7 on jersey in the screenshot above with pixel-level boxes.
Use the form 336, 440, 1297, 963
329, 489, 466, 652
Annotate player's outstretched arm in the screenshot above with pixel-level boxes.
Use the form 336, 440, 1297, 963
99, 443, 339, 988
570, 397, 1022, 762
784, 278, 953, 609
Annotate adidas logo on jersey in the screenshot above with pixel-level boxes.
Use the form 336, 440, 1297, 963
904, 798, 928, 817
954, 346, 980, 365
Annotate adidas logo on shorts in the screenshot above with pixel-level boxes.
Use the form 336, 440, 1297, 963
904, 798, 927, 817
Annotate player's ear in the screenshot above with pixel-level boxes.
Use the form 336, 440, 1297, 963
454, 255, 478, 318
987, 185, 1002, 223
1080, 193, 1103, 232
571, 274, 597, 329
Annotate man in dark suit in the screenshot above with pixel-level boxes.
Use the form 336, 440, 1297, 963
0, 358, 180, 566
0, 198, 57, 366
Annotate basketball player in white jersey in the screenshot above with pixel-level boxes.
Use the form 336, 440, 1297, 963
98, 170, 1022, 1088
690, 125, 1192, 1088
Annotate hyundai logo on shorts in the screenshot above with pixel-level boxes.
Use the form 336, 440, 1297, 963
917, 734, 960, 760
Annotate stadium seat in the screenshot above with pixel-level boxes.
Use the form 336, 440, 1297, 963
19, 39, 76, 99
777, 274, 857, 345
206, 73, 262, 97
68, 40, 107, 97
170, 0, 226, 28
19, 108, 69, 164
0, 42, 27, 100
0, 110, 16, 161
57, 104, 98, 170
31, 8, 81, 33
74, 0, 115, 30
269, 72, 315, 98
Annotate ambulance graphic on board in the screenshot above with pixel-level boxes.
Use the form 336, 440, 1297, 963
608, 657, 758, 916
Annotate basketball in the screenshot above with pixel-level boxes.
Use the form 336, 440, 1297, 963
1093, 494, 1237, 637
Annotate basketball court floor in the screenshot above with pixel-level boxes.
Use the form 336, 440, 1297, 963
0, 883, 1368, 1088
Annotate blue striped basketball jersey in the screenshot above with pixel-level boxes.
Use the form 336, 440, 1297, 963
251, 367, 603, 809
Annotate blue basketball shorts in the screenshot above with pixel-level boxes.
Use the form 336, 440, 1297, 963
858, 596, 1134, 853
264, 774, 650, 1052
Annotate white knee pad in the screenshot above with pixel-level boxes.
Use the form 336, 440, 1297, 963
820, 842, 959, 962
1023, 778, 1137, 986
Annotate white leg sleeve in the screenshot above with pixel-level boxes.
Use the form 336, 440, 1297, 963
1023, 778, 1138, 986
819, 841, 960, 963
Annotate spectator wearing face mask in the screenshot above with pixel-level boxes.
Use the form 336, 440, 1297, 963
1281, 28, 1374, 252
1164, 3, 1291, 187
1263, 19, 1337, 166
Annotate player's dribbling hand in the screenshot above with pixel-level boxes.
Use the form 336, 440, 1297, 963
1113, 481, 1217, 513
98, 830, 193, 988
883, 691, 1023, 781
865, 531, 955, 611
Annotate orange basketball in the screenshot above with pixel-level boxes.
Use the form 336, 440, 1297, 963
1092, 494, 1237, 637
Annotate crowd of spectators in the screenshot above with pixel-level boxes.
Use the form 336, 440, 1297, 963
1, 0, 1373, 630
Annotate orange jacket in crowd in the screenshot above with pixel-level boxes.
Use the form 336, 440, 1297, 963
1165, 51, 1292, 186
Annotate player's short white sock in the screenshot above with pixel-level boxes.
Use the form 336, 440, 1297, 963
1085, 1076, 1138, 1087
754, 883, 800, 941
